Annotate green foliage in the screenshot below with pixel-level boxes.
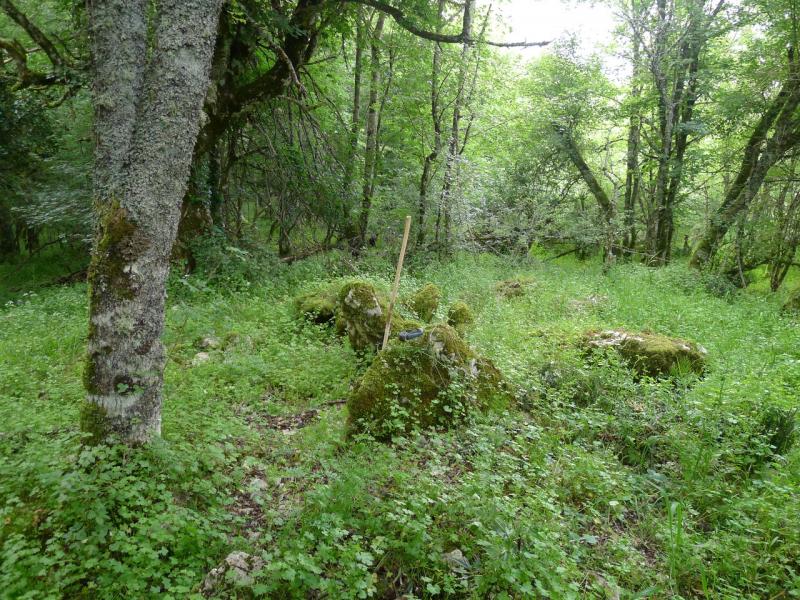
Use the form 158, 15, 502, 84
2, 247, 800, 598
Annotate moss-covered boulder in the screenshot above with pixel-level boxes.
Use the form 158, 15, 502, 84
447, 301, 475, 335
337, 281, 421, 351
338, 281, 386, 350
293, 282, 341, 324
782, 288, 800, 314
407, 283, 441, 322
347, 324, 510, 440
495, 277, 535, 299
584, 329, 707, 378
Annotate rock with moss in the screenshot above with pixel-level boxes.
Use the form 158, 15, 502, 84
447, 301, 475, 335
407, 283, 441, 322
782, 288, 800, 314
584, 329, 707, 378
495, 277, 535, 299
347, 324, 510, 440
293, 282, 342, 325
338, 281, 387, 350
337, 281, 422, 351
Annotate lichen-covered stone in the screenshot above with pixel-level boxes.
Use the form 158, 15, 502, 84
294, 282, 341, 324
201, 551, 265, 596
347, 324, 510, 440
495, 277, 535, 299
584, 329, 707, 377
407, 283, 441, 322
447, 301, 475, 335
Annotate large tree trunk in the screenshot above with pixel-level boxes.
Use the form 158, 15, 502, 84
83, 0, 224, 444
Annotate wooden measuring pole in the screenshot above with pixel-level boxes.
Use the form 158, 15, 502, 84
382, 215, 413, 350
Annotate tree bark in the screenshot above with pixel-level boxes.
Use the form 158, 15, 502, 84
83, 0, 224, 444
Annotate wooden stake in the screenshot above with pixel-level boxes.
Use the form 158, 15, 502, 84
382, 215, 412, 350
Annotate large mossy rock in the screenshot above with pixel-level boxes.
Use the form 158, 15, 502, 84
407, 283, 441, 322
337, 281, 420, 351
447, 301, 475, 335
294, 283, 341, 324
584, 329, 707, 378
347, 324, 510, 440
782, 288, 800, 314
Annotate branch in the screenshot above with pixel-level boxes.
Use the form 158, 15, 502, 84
0, 36, 58, 87
341, 0, 549, 47
0, 0, 67, 68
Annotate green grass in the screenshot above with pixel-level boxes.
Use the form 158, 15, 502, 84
1, 252, 799, 598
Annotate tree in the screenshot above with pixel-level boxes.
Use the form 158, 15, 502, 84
82, 0, 224, 443
691, 48, 800, 268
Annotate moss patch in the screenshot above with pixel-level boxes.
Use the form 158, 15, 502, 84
782, 288, 800, 313
407, 283, 441, 322
347, 324, 511, 440
495, 277, 535, 299
446, 301, 475, 335
293, 282, 341, 324
336, 281, 421, 351
87, 200, 139, 302
583, 329, 708, 378
79, 400, 109, 446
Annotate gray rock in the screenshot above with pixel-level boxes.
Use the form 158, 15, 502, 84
201, 551, 265, 595
198, 336, 221, 350
192, 352, 211, 366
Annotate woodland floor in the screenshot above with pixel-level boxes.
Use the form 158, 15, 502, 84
1, 250, 799, 599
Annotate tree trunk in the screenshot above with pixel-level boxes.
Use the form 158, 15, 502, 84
417, 0, 445, 248
357, 12, 385, 247
438, 0, 474, 254
83, 0, 224, 444
342, 7, 365, 246
0, 202, 17, 257
691, 52, 800, 268
552, 123, 616, 256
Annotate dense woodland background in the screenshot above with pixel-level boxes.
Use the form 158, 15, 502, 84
1, 0, 800, 598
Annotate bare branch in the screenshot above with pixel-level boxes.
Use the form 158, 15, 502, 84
341, 0, 549, 47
